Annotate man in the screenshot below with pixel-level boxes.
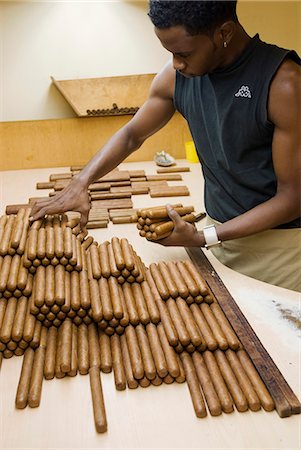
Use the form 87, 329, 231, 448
31, 1, 301, 291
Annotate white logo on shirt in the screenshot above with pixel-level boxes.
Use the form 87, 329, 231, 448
234, 85, 252, 98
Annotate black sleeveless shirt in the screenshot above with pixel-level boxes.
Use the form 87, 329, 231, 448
174, 34, 300, 228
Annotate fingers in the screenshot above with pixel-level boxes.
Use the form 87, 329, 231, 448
166, 204, 183, 225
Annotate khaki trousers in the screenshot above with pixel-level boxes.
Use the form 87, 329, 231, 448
206, 216, 301, 293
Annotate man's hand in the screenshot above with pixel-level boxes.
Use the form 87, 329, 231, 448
30, 179, 91, 231
152, 205, 205, 247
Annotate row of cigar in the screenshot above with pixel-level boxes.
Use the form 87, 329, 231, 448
136, 205, 196, 240
86, 105, 139, 116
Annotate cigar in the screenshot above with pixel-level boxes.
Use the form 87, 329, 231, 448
180, 352, 207, 418
53, 217, 64, 259
121, 282, 139, 325
68, 323, 78, 377
176, 297, 204, 348
89, 278, 103, 322
10, 209, 26, 250
118, 285, 129, 327
60, 319, 72, 373
31, 320, 42, 348
210, 303, 240, 350
107, 243, 120, 277
28, 327, 47, 407
176, 261, 200, 297
54, 265, 65, 306
78, 323, 90, 375
11, 296, 28, 342
98, 242, 111, 278
145, 323, 169, 378
200, 304, 228, 350
17, 209, 31, 256
111, 334, 126, 390
156, 166, 190, 173
62, 270, 71, 313
149, 263, 169, 300
23, 273, 33, 298
69, 234, 78, 266
214, 349, 248, 412
190, 304, 217, 351
99, 330, 112, 373
156, 261, 178, 299
98, 277, 113, 321
140, 281, 160, 324
15, 347, 35, 408
108, 276, 123, 319
79, 270, 91, 310
75, 238, 83, 271
111, 237, 125, 270
70, 271, 81, 311
36, 227, 46, 260
135, 324, 156, 380
82, 236, 94, 251
119, 333, 138, 389
89, 244, 102, 279
89, 366, 108, 433
175, 355, 186, 383
17, 260, 28, 292
120, 239, 135, 271
7, 254, 21, 292
44, 326, 57, 380
156, 323, 180, 378
131, 283, 150, 325
184, 260, 209, 296
0, 297, 17, 343
165, 261, 189, 298
63, 226, 73, 259
34, 266, 45, 308
0, 255, 12, 292
124, 325, 144, 380
0, 215, 15, 256
139, 376, 151, 388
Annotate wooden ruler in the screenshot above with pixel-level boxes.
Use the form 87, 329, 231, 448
186, 247, 301, 418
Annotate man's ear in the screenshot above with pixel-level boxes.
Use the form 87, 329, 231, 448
214, 21, 236, 48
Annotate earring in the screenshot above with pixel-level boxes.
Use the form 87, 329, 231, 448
223, 41, 228, 48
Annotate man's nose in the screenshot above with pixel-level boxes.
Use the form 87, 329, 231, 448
173, 55, 185, 71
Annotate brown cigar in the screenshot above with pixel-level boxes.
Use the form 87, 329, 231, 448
75, 238, 83, 271
53, 217, 64, 258
89, 366, 108, 433
98, 277, 113, 321
89, 278, 103, 322
28, 328, 47, 407
176, 261, 200, 297
63, 226, 73, 259
200, 303, 228, 350
149, 263, 169, 300
210, 303, 240, 350
175, 355, 186, 383
69, 234, 78, 266
99, 330, 112, 373
0, 255, 12, 292
98, 242, 111, 278
79, 270, 91, 310
156, 323, 180, 378
17, 209, 31, 256
61, 270, 71, 313
17, 259, 28, 291
31, 321, 42, 348
180, 352, 207, 418
176, 297, 204, 348
236, 349, 275, 411
107, 243, 120, 277
10, 210, 26, 250
131, 283, 150, 325
118, 285, 129, 327
140, 280, 160, 324
125, 324, 144, 380
155, 296, 178, 347
89, 244, 101, 279
54, 265, 65, 306
45, 219, 55, 260
43, 265, 54, 307
0, 297, 17, 343
214, 349, 248, 412
225, 349, 261, 411
108, 276, 123, 319
11, 296, 28, 342
122, 282, 139, 325
111, 334, 126, 390
157, 261, 179, 299
111, 237, 125, 270
78, 323, 90, 375
166, 298, 190, 347
165, 261, 189, 298
120, 333, 138, 389
184, 260, 209, 296
23, 296, 36, 342
0, 215, 15, 256
120, 238, 135, 271
34, 266, 45, 308
68, 323, 78, 377
60, 318, 72, 373
190, 304, 217, 351
15, 347, 35, 408
70, 270, 80, 311
135, 324, 156, 380
82, 236, 94, 251
192, 352, 222, 416
55, 324, 65, 378
88, 323, 101, 369
27, 228, 39, 261
44, 326, 57, 379
36, 227, 46, 260
7, 254, 21, 292
145, 323, 168, 378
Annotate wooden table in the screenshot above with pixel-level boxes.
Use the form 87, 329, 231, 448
0, 161, 300, 449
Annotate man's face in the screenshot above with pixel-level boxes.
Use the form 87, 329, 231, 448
155, 25, 221, 77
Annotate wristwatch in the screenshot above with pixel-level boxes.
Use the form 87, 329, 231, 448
202, 224, 222, 249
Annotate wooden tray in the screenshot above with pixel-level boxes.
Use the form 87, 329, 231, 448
186, 247, 301, 418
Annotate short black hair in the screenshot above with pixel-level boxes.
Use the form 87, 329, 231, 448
148, 1, 238, 35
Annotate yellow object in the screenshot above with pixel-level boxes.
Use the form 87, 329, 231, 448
185, 141, 199, 163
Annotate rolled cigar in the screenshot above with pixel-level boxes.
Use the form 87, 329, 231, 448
17, 209, 31, 256
78, 323, 90, 375
27, 227, 39, 261
60, 256, 68, 266
31, 321, 42, 348
141, 205, 188, 219
99, 330, 112, 373
111, 334, 126, 390
97, 278, 113, 321
133, 253, 145, 283
145, 323, 168, 378
0, 215, 15, 256
149, 263, 169, 300
225, 349, 261, 411
89, 366, 108, 433
152, 213, 195, 237
71, 271, 81, 311
190, 304, 217, 351
140, 281, 160, 324
75, 238, 83, 271
34, 266, 45, 308
36, 227, 46, 260
119, 333, 138, 389
163, 374, 174, 384
43, 265, 55, 307
192, 352, 222, 416
200, 303, 228, 350
135, 324, 156, 380
0, 297, 17, 343
11, 296, 27, 342
151, 375, 163, 386
81, 246, 88, 271
60, 319, 72, 373
54, 265, 65, 306
18, 338, 29, 350
214, 349, 248, 412
157, 262, 178, 299
44, 326, 57, 379
28, 327, 47, 407
32, 258, 41, 267
131, 283, 150, 324
108, 276, 123, 319
125, 325, 144, 380
176, 261, 200, 297
156, 323, 180, 378
7, 254, 21, 292
111, 237, 125, 270
69, 234, 78, 266
7, 339, 18, 351
0, 255, 12, 292
150, 186, 190, 198
175, 355, 186, 383
107, 243, 120, 277
184, 260, 209, 296
89, 278, 103, 322
139, 376, 151, 388
166, 298, 190, 347
165, 261, 189, 298
10, 209, 26, 249
44, 219, 55, 260
68, 324, 78, 377
89, 244, 101, 279
237, 349, 275, 411
14, 347, 25, 356
79, 270, 91, 310
119, 239, 135, 271
210, 303, 240, 350
51, 304, 60, 314
122, 282, 139, 325
98, 242, 111, 278
55, 325, 65, 378
118, 285, 129, 327
63, 226, 73, 259
61, 270, 71, 313
156, 166, 190, 173
180, 352, 207, 418
88, 323, 101, 369
82, 236, 94, 251
176, 297, 204, 348
17, 259, 28, 291
0, 216, 8, 245
53, 217, 64, 259
23, 273, 33, 297
15, 347, 35, 409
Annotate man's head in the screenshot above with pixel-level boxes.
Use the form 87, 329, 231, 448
148, 1, 239, 76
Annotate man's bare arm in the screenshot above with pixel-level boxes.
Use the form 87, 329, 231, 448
30, 63, 176, 227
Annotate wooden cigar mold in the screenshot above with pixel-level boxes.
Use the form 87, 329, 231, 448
0, 212, 299, 436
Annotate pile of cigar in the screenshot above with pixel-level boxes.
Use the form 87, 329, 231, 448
0, 209, 277, 434
136, 204, 196, 240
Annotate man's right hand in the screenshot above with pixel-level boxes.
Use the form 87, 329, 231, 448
30, 179, 91, 231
